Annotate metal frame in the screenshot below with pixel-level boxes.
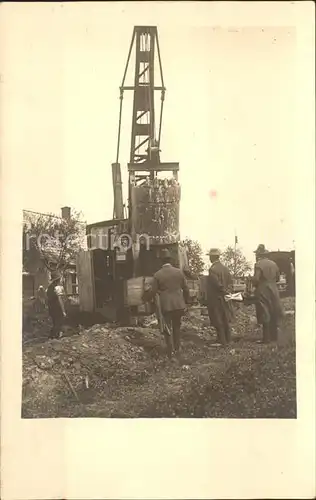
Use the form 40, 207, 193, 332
119, 26, 165, 167
115, 27, 181, 183
114, 26, 180, 222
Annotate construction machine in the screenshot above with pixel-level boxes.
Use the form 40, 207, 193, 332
266, 250, 295, 297
76, 26, 188, 323
243, 249, 295, 304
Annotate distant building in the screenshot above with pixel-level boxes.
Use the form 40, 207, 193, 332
22, 207, 85, 298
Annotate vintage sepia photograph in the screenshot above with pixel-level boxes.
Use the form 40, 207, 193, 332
2, 2, 316, 499
19, 11, 298, 420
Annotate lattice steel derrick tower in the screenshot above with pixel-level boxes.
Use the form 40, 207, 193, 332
115, 26, 179, 194
129, 26, 162, 169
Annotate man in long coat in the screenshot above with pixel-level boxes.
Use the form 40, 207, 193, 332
252, 244, 283, 343
206, 248, 233, 346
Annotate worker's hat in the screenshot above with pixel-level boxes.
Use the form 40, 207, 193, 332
160, 248, 172, 259
207, 248, 221, 257
254, 244, 269, 255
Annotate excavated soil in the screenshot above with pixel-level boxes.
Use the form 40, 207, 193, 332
22, 298, 296, 418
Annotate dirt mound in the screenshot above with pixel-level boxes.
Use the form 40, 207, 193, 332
22, 323, 167, 417
22, 299, 296, 418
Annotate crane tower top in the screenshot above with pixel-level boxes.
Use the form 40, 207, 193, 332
115, 26, 179, 188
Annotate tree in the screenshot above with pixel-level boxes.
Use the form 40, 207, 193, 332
23, 210, 86, 273
221, 245, 252, 279
180, 238, 206, 278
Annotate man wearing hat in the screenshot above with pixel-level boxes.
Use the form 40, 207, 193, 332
253, 244, 283, 343
46, 270, 67, 339
206, 248, 233, 346
144, 248, 189, 357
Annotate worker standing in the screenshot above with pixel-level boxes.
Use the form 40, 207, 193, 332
46, 271, 67, 339
143, 249, 189, 358
252, 244, 283, 343
36, 285, 47, 313
206, 248, 233, 346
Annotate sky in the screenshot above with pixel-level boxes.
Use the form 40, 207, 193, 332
2, 2, 299, 265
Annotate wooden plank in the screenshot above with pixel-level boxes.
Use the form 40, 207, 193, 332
128, 162, 179, 172
122, 86, 165, 91
112, 163, 124, 220
76, 251, 95, 312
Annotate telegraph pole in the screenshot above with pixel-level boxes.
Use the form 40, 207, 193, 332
234, 229, 238, 280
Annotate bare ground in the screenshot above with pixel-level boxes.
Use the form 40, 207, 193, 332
22, 298, 296, 418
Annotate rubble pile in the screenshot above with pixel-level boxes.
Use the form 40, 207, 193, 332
22, 323, 165, 417
130, 177, 180, 244
22, 299, 296, 418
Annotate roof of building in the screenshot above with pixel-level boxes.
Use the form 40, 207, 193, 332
86, 218, 128, 231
